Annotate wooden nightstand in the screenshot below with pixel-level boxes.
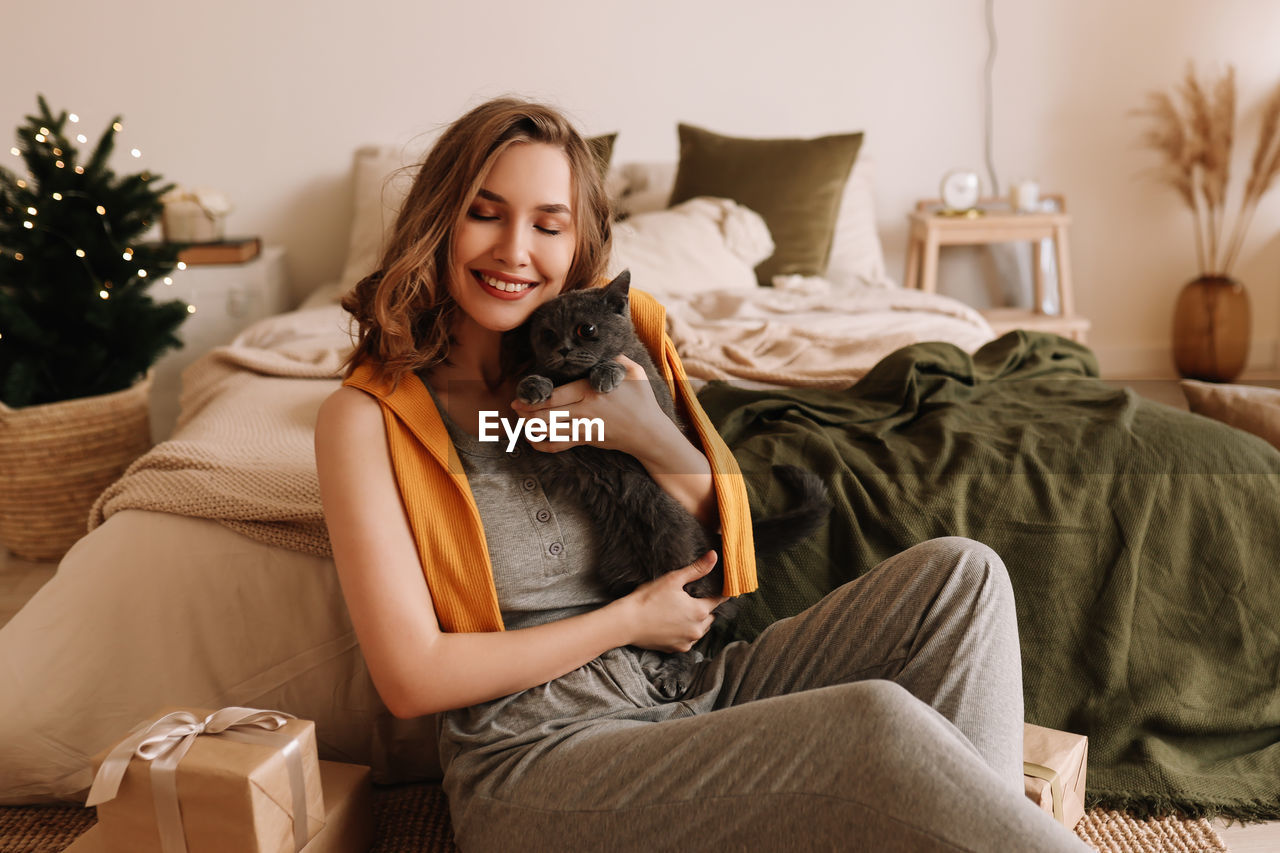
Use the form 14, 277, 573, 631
903, 197, 1090, 342
147, 246, 290, 441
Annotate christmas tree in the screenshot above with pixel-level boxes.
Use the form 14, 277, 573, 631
0, 95, 189, 407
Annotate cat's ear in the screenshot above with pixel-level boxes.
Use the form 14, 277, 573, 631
604, 269, 631, 316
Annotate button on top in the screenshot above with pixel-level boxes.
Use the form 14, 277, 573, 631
522, 478, 537, 491
535, 509, 551, 523
548, 541, 563, 556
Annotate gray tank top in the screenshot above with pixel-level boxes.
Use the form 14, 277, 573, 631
425, 385, 612, 628
425, 385, 680, 784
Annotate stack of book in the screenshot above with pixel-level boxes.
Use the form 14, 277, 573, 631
175, 237, 262, 265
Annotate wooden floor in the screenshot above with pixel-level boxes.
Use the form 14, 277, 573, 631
1, 378, 1276, 850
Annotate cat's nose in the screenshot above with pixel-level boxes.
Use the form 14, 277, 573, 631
557, 347, 572, 356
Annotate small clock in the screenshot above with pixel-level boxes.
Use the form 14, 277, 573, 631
939, 169, 983, 215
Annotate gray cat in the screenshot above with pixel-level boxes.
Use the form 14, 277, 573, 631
507, 271, 829, 695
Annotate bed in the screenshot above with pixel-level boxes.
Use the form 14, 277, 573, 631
2, 129, 1277, 826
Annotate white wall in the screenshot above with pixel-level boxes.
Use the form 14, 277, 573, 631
5, 0, 1280, 378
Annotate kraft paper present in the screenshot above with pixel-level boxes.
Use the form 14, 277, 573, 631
1023, 722, 1088, 830
87, 706, 326, 853
68, 760, 372, 853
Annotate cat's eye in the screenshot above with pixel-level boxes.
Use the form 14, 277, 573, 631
540, 329, 558, 346
575, 323, 597, 340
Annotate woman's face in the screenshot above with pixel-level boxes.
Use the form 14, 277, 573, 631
448, 142, 578, 334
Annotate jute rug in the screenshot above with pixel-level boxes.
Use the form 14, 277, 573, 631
0, 786, 1227, 853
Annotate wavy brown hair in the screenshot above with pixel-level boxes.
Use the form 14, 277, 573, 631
340, 97, 612, 385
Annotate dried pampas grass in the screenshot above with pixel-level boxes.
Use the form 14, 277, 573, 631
1135, 63, 1280, 277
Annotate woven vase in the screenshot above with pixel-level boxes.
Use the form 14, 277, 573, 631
0, 373, 153, 561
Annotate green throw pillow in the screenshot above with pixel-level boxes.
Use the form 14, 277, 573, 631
669, 123, 863, 286
587, 133, 618, 180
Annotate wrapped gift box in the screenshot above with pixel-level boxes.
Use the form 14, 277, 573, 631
88, 707, 326, 853
1023, 722, 1088, 830
69, 761, 372, 853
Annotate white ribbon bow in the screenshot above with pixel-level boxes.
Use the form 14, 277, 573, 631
87, 707, 310, 853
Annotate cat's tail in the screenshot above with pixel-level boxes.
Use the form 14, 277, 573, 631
750, 464, 831, 555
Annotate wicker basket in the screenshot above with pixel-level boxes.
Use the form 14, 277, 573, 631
0, 373, 153, 561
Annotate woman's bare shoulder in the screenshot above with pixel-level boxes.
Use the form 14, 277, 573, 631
314, 386, 390, 476
317, 385, 383, 432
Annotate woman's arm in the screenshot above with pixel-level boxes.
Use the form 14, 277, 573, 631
315, 386, 723, 718
510, 356, 719, 527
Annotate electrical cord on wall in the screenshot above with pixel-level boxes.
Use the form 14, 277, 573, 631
983, 0, 1000, 197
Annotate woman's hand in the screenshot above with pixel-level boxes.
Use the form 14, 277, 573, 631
614, 551, 728, 653
510, 355, 672, 458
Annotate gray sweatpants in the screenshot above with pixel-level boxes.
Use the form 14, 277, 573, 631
445, 538, 1091, 851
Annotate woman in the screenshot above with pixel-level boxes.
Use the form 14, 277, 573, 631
315, 97, 1088, 850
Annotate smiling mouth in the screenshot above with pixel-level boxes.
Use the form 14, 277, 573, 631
473, 270, 538, 294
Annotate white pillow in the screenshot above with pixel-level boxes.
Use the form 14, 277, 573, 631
337, 145, 418, 292
606, 197, 774, 296
825, 155, 892, 288
612, 155, 892, 289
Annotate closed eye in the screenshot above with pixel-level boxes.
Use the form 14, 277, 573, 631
468, 211, 498, 222
536, 226, 562, 236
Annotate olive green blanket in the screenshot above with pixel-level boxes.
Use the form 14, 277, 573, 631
699, 331, 1280, 821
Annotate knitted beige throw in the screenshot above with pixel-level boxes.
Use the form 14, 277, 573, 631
89, 305, 351, 556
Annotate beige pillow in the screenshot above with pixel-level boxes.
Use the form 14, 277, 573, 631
337, 145, 417, 293
605, 197, 774, 297
1181, 380, 1280, 450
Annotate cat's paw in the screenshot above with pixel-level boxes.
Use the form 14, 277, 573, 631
589, 360, 626, 394
652, 653, 701, 699
516, 375, 554, 405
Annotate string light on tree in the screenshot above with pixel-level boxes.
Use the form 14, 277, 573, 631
0, 95, 188, 407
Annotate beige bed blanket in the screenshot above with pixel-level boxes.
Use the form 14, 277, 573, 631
663, 278, 995, 387
89, 305, 351, 556
89, 286, 993, 556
